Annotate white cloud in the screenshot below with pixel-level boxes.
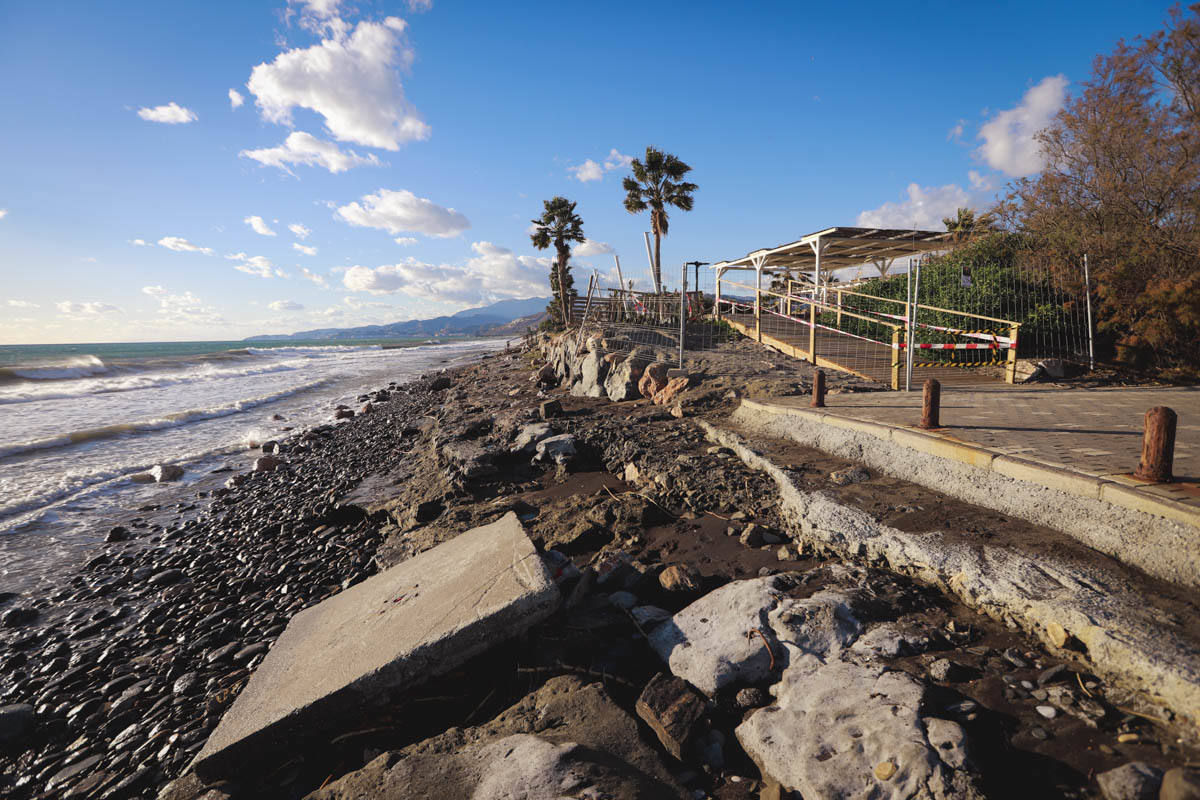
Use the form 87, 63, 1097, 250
394, 236, 417, 246
229, 88, 245, 109
240, 131, 381, 174
569, 148, 632, 182
159, 236, 213, 254
336, 188, 470, 238
856, 182, 971, 230
568, 159, 604, 183
137, 102, 197, 124
141, 285, 167, 296
947, 119, 965, 141
130, 238, 150, 246
292, 0, 340, 17
407, 0, 433, 11
300, 267, 329, 287
342, 241, 550, 306
293, 242, 318, 255
247, 16, 429, 150
967, 170, 992, 191
288, 222, 311, 239
245, 215, 277, 236
226, 252, 277, 278
976, 75, 1068, 177
0, 209, 7, 220
151, 290, 226, 326
7, 299, 39, 308
269, 300, 305, 311
573, 239, 614, 258
56, 301, 122, 315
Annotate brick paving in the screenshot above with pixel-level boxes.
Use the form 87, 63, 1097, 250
772, 384, 1200, 509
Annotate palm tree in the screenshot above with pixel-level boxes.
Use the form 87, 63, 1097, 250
622, 147, 697, 293
942, 207, 995, 241
530, 196, 585, 329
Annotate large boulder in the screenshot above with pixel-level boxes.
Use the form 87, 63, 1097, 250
605, 354, 647, 402
441, 440, 499, 480
191, 514, 559, 782
638, 362, 671, 399
652, 375, 690, 406
570, 349, 610, 398
305, 676, 687, 800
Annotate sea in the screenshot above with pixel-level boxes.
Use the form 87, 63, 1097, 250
0, 337, 508, 594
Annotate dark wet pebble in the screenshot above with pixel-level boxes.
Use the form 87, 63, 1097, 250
149, 569, 185, 587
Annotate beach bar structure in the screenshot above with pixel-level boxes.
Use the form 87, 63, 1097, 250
711, 226, 1021, 389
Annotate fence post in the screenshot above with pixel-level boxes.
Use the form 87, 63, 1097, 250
1005, 323, 1020, 384
715, 269, 723, 321
678, 263, 687, 369
755, 267, 762, 342
920, 378, 941, 428
1134, 406, 1176, 483
786, 279, 792, 317
836, 289, 843, 328
812, 369, 826, 408
891, 327, 901, 390
1083, 254, 1096, 371
808, 294, 817, 363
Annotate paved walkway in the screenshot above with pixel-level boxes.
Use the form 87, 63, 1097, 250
772, 384, 1200, 511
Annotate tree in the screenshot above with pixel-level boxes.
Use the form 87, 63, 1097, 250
942, 207, 996, 241
530, 196, 585, 329
997, 3, 1200, 375
622, 147, 698, 293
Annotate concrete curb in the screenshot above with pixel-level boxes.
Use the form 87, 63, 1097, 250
735, 399, 1200, 591
746, 399, 1200, 530
696, 419, 1200, 730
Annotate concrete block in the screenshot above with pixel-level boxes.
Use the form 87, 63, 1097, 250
1100, 482, 1200, 529
993, 456, 1102, 499
818, 413, 895, 441
890, 428, 996, 470
191, 512, 559, 781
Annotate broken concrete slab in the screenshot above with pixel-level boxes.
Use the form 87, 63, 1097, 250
305, 676, 688, 800
736, 660, 983, 800
191, 512, 558, 782
635, 673, 706, 760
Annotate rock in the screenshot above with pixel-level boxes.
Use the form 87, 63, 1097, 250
638, 362, 671, 399
1038, 663, 1068, 686
735, 687, 769, 710
608, 591, 638, 610
649, 576, 859, 696
631, 605, 672, 629
1095, 762, 1163, 800
636, 673, 707, 760
253, 455, 282, 473
511, 423, 555, 454
1, 606, 37, 628
0, 703, 34, 744
359, 403, 373, 415
334, 408, 355, 420
623, 462, 641, 483
535, 362, 557, 386
105, 526, 131, 543
150, 464, 185, 482
46, 755, 103, 792
191, 513, 559, 782
669, 403, 685, 419
739, 524, 764, 548
538, 399, 562, 419
533, 434, 576, 467
829, 465, 870, 486
428, 375, 453, 391
1035, 705, 1057, 719
129, 471, 156, 483
924, 718, 970, 770
305, 676, 687, 800
652, 375, 691, 406
149, 568, 185, 586
605, 356, 647, 402
441, 441, 498, 479
1045, 621, 1072, 649
573, 349, 610, 398
929, 658, 967, 683
737, 661, 982, 799
659, 564, 701, 592
1161, 768, 1200, 800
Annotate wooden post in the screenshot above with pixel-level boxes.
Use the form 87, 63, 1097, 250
891, 328, 901, 390
920, 379, 941, 429
786, 279, 793, 317
714, 268, 723, 321
1134, 406, 1177, 482
811, 369, 826, 408
1005, 323, 1020, 384
836, 289, 843, 328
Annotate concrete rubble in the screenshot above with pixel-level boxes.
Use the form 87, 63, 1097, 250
190, 512, 559, 781
305, 676, 687, 800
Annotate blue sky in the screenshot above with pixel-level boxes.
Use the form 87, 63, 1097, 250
0, 0, 1175, 343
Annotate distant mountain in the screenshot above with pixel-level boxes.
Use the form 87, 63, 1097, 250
245, 297, 550, 341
